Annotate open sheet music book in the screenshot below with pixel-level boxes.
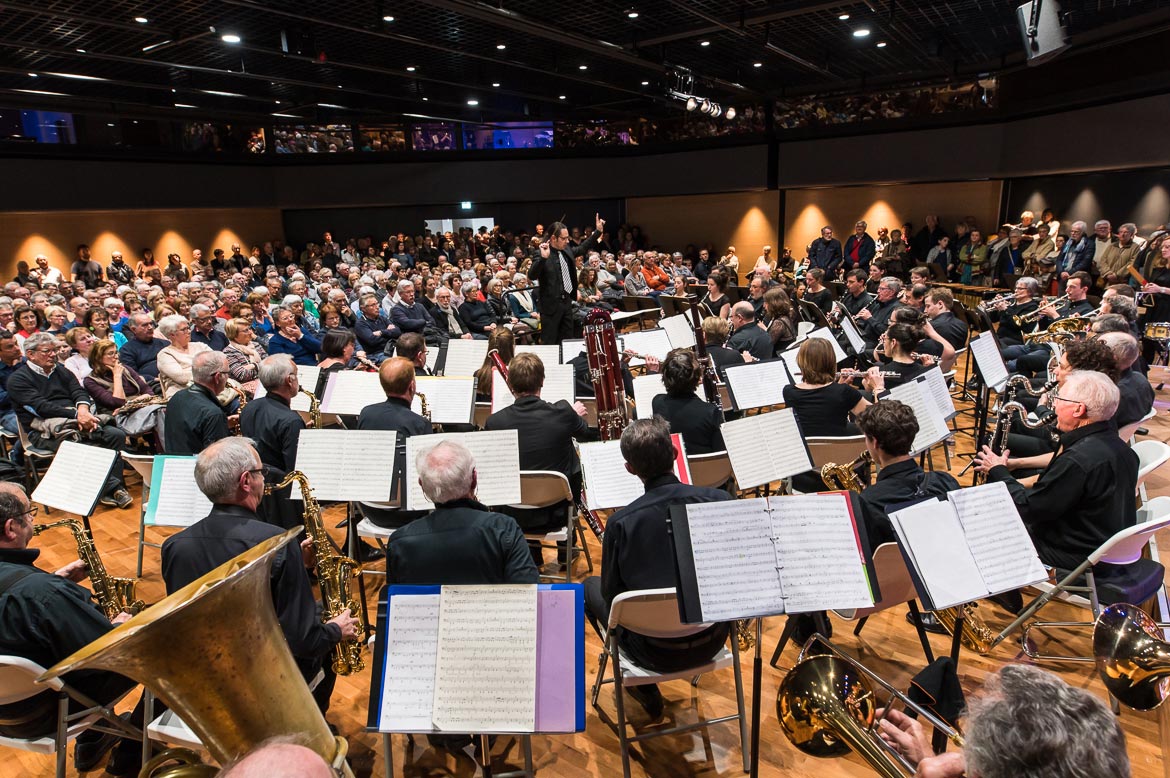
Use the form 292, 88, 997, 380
438, 339, 488, 378
888, 482, 1048, 611
370, 584, 585, 734
577, 434, 692, 511
560, 339, 586, 363
879, 378, 951, 455
253, 365, 321, 412
620, 328, 673, 365
780, 347, 803, 381
630, 373, 701, 420
659, 313, 697, 350
404, 430, 521, 510
723, 360, 791, 410
670, 492, 876, 622
292, 430, 398, 502
491, 364, 575, 412
411, 376, 476, 425
31, 441, 117, 517
969, 332, 1009, 393
720, 408, 813, 489
515, 344, 562, 365
886, 367, 957, 421
145, 456, 213, 528
319, 370, 383, 416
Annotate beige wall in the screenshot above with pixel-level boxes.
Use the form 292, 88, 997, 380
783, 181, 1004, 256
626, 191, 780, 258
0, 208, 284, 282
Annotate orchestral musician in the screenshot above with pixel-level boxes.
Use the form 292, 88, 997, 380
856, 276, 906, 351
162, 350, 231, 456
240, 354, 306, 531
652, 349, 725, 455
984, 277, 1042, 347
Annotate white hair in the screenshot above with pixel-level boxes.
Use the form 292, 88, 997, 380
1062, 370, 1119, 421
258, 353, 297, 392
157, 314, 189, 338
416, 441, 475, 504
195, 438, 260, 503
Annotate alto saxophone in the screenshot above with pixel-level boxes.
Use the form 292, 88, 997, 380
265, 471, 366, 675
300, 388, 322, 429
417, 391, 431, 421
820, 451, 871, 492
34, 519, 145, 620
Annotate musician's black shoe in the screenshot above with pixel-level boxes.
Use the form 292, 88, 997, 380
99, 488, 133, 509
906, 610, 949, 634
627, 684, 664, 721
988, 589, 1025, 615
357, 541, 384, 563
104, 738, 151, 777
73, 715, 126, 771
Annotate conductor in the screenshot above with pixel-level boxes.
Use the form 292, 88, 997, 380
530, 214, 604, 344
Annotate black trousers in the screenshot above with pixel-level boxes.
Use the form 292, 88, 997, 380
540, 297, 574, 345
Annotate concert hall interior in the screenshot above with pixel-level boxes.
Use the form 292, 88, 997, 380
3, 1, 1170, 777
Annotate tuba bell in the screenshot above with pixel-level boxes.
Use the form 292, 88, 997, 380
1094, 602, 1170, 711
38, 529, 353, 776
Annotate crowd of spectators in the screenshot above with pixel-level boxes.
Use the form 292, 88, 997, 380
773, 80, 994, 129
273, 126, 355, 153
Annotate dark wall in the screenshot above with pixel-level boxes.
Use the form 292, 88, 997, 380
282, 198, 625, 247
1006, 167, 1170, 235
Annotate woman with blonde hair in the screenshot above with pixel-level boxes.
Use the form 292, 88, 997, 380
223, 317, 267, 386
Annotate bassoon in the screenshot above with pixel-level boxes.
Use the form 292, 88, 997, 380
579, 308, 628, 539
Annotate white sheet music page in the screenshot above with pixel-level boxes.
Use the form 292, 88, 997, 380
948, 482, 1048, 594
883, 380, 950, 455
919, 367, 958, 421
255, 366, 318, 411
440, 339, 489, 378
723, 360, 790, 410
379, 594, 440, 732
432, 585, 538, 732
411, 376, 475, 425
405, 430, 521, 510
969, 332, 1008, 393
319, 370, 383, 415
31, 441, 117, 516
890, 499, 988, 609
560, 339, 586, 363
148, 457, 213, 528
578, 440, 646, 510
492, 365, 575, 412
293, 430, 397, 502
685, 499, 786, 620
839, 314, 866, 354
515, 344, 561, 365
660, 313, 697, 350
620, 328, 673, 364
721, 409, 813, 490
807, 326, 848, 362
781, 347, 803, 381
768, 493, 874, 613
425, 345, 440, 373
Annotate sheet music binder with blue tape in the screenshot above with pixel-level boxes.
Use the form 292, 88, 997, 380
366, 584, 586, 735
669, 492, 880, 624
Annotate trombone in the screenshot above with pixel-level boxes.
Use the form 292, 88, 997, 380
778, 635, 964, 778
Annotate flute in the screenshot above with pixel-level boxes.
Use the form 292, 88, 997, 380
838, 369, 900, 379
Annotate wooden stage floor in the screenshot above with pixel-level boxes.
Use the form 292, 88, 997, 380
11, 364, 1170, 777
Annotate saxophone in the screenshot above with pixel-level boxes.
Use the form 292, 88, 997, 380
417, 391, 431, 421
34, 519, 145, 620
299, 388, 322, 429
265, 471, 366, 675
820, 452, 871, 492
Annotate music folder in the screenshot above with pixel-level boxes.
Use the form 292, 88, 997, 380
31, 441, 117, 517
888, 482, 1048, 611
719, 408, 814, 490
669, 492, 878, 623
722, 359, 792, 411
968, 331, 1009, 394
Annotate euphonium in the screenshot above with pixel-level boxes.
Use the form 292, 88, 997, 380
299, 388, 322, 429
1023, 316, 1090, 342
33, 518, 144, 620
933, 603, 995, 654
820, 452, 870, 493
265, 471, 366, 676
1094, 602, 1170, 711
38, 530, 354, 776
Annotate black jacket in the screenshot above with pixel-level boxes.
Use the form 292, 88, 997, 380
530, 232, 599, 307
652, 393, 725, 454
861, 298, 904, 344
727, 322, 773, 362
164, 383, 229, 455
988, 420, 1138, 569
386, 498, 539, 585
240, 393, 307, 530
357, 396, 432, 498
859, 459, 961, 546
929, 311, 968, 350
1116, 368, 1154, 428
484, 395, 595, 496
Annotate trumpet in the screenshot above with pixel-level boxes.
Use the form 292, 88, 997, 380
1013, 294, 1069, 326
977, 292, 1014, 311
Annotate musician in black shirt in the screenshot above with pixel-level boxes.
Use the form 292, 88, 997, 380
651, 349, 724, 454
801, 268, 834, 314
923, 288, 968, 350
856, 276, 905, 350
986, 277, 1042, 347
839, 269, 874, 317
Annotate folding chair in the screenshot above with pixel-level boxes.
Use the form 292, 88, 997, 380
0, 656, 142, 778
590, 588, 749, 778
510, 471, 591, 582
14, 417, 55, 509
801, 435, 869, 487
1117, 407, 1156, 443
686, 451, 733, 490
0, 429, 18, 461
1132, 439, 1170, 504
473, 402, 492, 429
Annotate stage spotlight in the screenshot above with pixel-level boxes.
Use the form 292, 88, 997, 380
686, 97, 698, 111
725, 106, 736, 120
700, 98, 712, 114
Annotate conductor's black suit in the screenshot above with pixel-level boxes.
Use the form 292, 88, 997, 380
529, 229, 599, 344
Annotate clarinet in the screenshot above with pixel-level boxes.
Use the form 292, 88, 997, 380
688, 295, 720, 406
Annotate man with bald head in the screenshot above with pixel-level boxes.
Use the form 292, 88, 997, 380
726, 301, 772, 361
220, 741, 333, 778
164, 350, 231, 455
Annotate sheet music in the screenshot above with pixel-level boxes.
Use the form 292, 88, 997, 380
432, 585, 538, 732
768, 494, 874, 613
660, 313, 697, 350
685, 499, 787, 620
292, 430, 397, 502
720, 409, 813, 489
31, 441, 116, 516
839, 314, 866, 354
491, 365, 575, 412
411, 376, 475, 425
515, 344, 561, 365
630, 374, 701, 420
620, 328, 674, 365
319, 370, 383, 415
146, 456, 213, 527
426, 344, 439, 372
405, 430, 521, 510
883, 379, 950, 456
807, 326, 848, 362
440, 339, 488, 378
890, 499, 988, 609
969, 332, 1008, 393
723, 360, 790, 410
780, 347, 803, 381
560, 339, 586, 363
920, 367, 958, 420
949, 482, 1048, 594
579, 440, 646, 510
379, 594, 440, 731
252, 365, 320, 412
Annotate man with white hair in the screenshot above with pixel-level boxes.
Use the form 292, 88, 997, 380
1099, 331, 1153, 428
389, 278, 436, 337
386, 440, 537, 585
1055, 220, 1093, 283
163, 350, 231, 455
241, 355, 306, 530
977, 369, 1138, 573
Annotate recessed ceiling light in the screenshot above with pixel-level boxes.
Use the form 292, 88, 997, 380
16, 89, 67, 96
75, 48, 86, 53
496, 44, 506, 50
337, 85, 343, 88
221, 34, 241, 44
406, 66, 416, 72
558, 95, 566, 99
273, 112, 299, 118
318, 103, 346, 109
274, 100, 281, 104
47, 72, 106, 81
876, 41, 887, 48
640, 80, 649, 85
382, 15, 395, 22
467, 99, 479, 106
753, 61, 763, 67
107, 122, 115, 127
491, 82, 500, 87
202, 89, 245, 97
174, 103, 196, 108
838, 13, 850, 20
134, 17, 148, 24
27, 72, 37, 77
579, 64, 588, 70
627, 10, 639, 19
422, 97, 429, 101
699, 40, 710, 46
852, 28, 870, 37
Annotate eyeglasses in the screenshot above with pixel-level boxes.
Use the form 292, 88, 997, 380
0, 505, 37, 523
1051, 394, 1083, 406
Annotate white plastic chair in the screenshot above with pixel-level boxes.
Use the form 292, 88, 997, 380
0, 656, 141, 778
795, 321, 815, 339
508, 471, 590, 582
1132, 439, 1170, 504
590, 588, 749, 778
1117, 407, 1156, 443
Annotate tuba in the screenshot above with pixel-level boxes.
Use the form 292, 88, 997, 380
266, 471, 365, 675
34, 518, 145, 620
39, 530, 354, 776
299, 388, 322, 429
1094, 602, 1170, 711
